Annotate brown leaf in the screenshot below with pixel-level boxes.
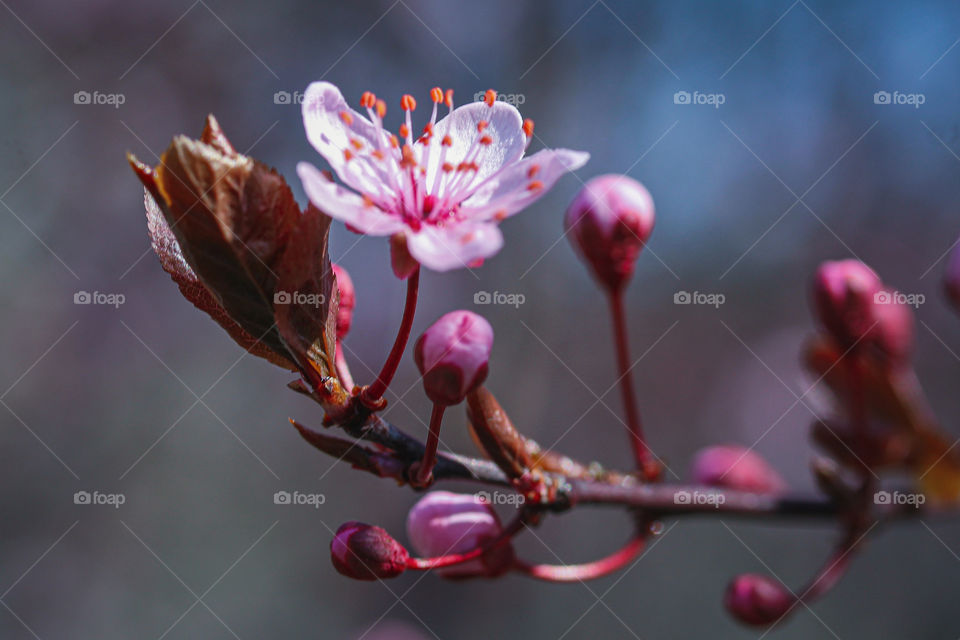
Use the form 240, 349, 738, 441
129, 115, 298, 363
129, 115, 346, 412
140, 184, 297, 370
273, 204, 347, 408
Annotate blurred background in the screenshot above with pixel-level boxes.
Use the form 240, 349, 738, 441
2, 0, 960, 637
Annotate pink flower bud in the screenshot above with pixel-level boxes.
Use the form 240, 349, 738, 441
812, 260, 882, 347
330, 521, 409, 581
724, 573, 793, 626
690, 445, 786, 494
406, 491, 513, 578
945, 241, 960, 311
414, 311, 493, 406
332, 264, 355, 340
564, 174, 655, 292
870, 289, 914, 367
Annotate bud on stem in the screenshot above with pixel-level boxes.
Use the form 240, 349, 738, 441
413, 311, 494, 484
330, 522, 409, 581
406, 491, 514, 578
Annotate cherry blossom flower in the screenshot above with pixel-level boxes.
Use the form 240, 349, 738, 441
297, 82, 589, 271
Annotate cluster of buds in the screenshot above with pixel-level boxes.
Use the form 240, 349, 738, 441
330, 491, 514, 581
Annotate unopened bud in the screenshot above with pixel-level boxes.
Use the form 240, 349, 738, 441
332, 264, 355, 340
330, 521, 408, 581
414, 311, 493, 406
812, 260, 882, 348
690, 445, 785, 494
406, 491, 513, 578
724, 573, 793, 626
564, 174, 655, 292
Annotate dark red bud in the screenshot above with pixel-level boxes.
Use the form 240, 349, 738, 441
724, 573, 793, 626
330, 521, 409, 581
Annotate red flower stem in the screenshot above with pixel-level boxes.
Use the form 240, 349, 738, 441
415, 403, 446, 485
363, 267, 420, 403
608, 288, 658, 479
406, 511, 527, 570
513, 535, 646, 582
801, 547, 854, 602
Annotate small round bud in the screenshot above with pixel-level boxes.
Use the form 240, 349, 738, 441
330, 521, 409, 581
414, 311, 493, 406
812, 260, 882, 347
406, 491, 513, 578
724, 573, 793, 626
945, 241, 960, 311
690, 445, 785, 494
564, 174, 655, 292
332, 264, 355, 340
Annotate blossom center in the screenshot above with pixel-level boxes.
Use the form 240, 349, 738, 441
338, 87, 535, 227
